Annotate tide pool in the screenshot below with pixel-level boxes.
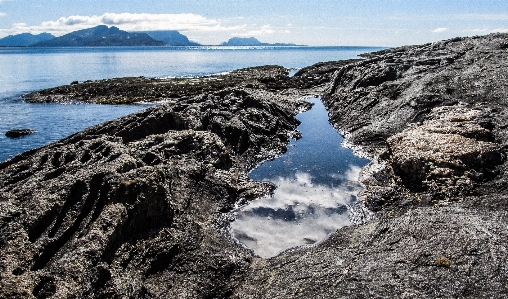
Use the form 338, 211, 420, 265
231, 97, 370, 258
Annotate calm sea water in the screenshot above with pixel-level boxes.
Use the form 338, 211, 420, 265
0, 46, 382, 161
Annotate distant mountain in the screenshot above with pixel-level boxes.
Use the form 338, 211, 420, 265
220, 37, 263, 46
220, 37, 300, 46
0, 33, 55, 47
30, 25, 165, 47
141, 31, 200, 46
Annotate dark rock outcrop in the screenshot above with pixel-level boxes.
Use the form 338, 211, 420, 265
23, 65, 296, 104
2, 33, 508, 298
5, 129, 37, 138
233, 33, 508, 298
322, 33, 508, 213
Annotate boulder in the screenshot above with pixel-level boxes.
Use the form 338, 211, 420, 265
5, 129, 36, 138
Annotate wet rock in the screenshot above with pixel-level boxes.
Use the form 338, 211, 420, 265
5, 129, 36, 138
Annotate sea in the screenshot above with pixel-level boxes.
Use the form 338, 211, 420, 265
0, 46, 382, 161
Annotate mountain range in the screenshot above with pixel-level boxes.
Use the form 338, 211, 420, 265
0, 26, 200, 47
0, 26, 301, 47
140, 31, 200, 46
30, 26, 166, 47
220, 37, 299, 46
0, 32, 55, 47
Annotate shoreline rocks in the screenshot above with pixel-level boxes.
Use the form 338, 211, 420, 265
1, 84, 315, 298
1, 33, 508, 298
22, 65, 299, 105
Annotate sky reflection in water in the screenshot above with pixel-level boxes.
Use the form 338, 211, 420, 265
231, 97, 370, 258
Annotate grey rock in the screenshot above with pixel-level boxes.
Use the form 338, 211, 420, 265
233, 33, 508, 298
0, 85, 312, 298
22, 65, 296, 104
2, 32, 508, 298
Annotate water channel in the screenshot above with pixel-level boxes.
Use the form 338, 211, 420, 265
231, 97, 370, 258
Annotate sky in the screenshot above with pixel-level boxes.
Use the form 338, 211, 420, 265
0, 0, 507, 46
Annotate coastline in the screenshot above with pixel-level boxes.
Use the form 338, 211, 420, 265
1, 33, 508, 298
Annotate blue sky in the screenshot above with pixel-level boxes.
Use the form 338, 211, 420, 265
0, 0, 507, 46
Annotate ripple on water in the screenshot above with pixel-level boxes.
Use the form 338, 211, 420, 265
231, 97, 370, 258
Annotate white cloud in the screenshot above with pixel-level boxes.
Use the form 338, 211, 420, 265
467, 28, 488, 33
232, 209, 349, 258
388, 14, 508, 21
345, 165, 362, 182
233, 24, 276, 37
245, 171, 361, 211
5, 13, 246, 36
492, 28, 508, 33
231, 169, 364, 258
432, 27, 449, 33
0, 12, 6, 17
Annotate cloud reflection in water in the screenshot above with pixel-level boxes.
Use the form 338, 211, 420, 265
232, 168, 363, 258
231, 97, 369, 258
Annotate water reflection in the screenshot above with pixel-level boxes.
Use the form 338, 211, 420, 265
231, 97, 369, 258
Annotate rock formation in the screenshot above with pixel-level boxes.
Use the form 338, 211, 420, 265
1, 86, 312, 298
23, 66, 295, 104
2, 33, 508, 298
140, 31, 201, 46
219, 37, 299, 47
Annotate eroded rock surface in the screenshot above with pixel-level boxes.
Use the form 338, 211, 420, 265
2, 33, 508, 298
0, 87, 312, 298
233, 33, 508, 298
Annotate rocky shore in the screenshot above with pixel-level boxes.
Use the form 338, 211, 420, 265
22, 66, 297, 104
1, 33, 508, 298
